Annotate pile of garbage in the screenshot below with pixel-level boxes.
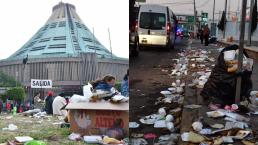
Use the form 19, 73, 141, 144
181, 104, 257, 144
179, 46, 258, 144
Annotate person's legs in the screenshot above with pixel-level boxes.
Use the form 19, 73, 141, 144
204, 36, 209, 46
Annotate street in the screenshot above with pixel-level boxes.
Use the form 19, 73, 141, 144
130, 38, 258, 144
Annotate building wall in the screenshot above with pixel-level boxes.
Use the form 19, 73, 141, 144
0, 54, 128, 87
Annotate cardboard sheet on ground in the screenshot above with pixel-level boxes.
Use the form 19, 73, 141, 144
65, 102, 129, 135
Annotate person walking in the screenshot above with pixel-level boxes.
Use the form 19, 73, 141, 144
203, 25, 210, 46
200, 29, 204, 44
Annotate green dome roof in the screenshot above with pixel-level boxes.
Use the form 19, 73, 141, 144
7, 2, 120, 60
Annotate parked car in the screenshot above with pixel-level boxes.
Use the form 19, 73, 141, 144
137, 4, 177, 50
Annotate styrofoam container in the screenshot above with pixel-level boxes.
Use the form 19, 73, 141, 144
224, 50, 236, 61
83, 136, 102, 143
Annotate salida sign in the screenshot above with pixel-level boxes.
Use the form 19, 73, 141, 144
31, 79, 52, 88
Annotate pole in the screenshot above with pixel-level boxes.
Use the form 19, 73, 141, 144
212, 0, 215, 23
108, 28, 113, 64
247, 0, 254, 46
193, 0, 197, 38
235, 0, 247, 104
223, 0, 228, 39
212, 0, 216, 36
228, 0, 231, 18
92, 27, 96, 54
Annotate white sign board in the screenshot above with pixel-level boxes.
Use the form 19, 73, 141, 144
31, 79, 52, 88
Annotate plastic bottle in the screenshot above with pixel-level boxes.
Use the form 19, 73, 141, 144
13, 106, 17, 116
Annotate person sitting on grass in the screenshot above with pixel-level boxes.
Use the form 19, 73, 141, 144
44, 91, 55, 115
0, 98, 2, 113
52, 93, 67, 116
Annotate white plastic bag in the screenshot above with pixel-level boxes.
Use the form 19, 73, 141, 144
70, 94, 89, 103
83, 83, 93, 98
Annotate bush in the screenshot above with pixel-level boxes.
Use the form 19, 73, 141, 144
0, 93, 7, 103
6, 87, 25, 101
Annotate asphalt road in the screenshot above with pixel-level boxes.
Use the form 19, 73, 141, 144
129, 38, 189, 138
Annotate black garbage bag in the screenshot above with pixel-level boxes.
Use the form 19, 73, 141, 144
201, 45, 253, 105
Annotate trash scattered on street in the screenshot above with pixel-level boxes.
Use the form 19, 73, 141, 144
184, 104, 202, 109
130, 138, 148, 145
206, 110, 225, 118
131, 44, 258, 144
192, 121, 203, 132
129, 122, 140, 128
210, 124, 224, 129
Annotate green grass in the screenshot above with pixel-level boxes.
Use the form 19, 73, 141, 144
0, 114, 92, 144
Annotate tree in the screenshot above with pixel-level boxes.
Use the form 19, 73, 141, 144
0, 71, 21, 87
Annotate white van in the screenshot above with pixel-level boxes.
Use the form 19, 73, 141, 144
137, 4, 177, 49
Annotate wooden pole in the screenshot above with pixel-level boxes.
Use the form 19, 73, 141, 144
223, 0, 228, 39
247, 0, 254, 46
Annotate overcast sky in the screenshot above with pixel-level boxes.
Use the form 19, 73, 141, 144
145, 0, 253, 20
0, 0, 128, 60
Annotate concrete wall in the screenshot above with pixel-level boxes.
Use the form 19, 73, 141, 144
216, 21, 258, 43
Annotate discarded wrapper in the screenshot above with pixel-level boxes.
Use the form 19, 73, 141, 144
184, 104, 202, 109
206, 110, 225, 118
154, 120, 167, 128
210, 124, 224, 129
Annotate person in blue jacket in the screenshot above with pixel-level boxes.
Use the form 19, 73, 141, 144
121, 70, 129, 97
92, 75, 116, 92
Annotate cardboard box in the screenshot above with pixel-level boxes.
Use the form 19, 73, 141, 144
65, 102, 129, 135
